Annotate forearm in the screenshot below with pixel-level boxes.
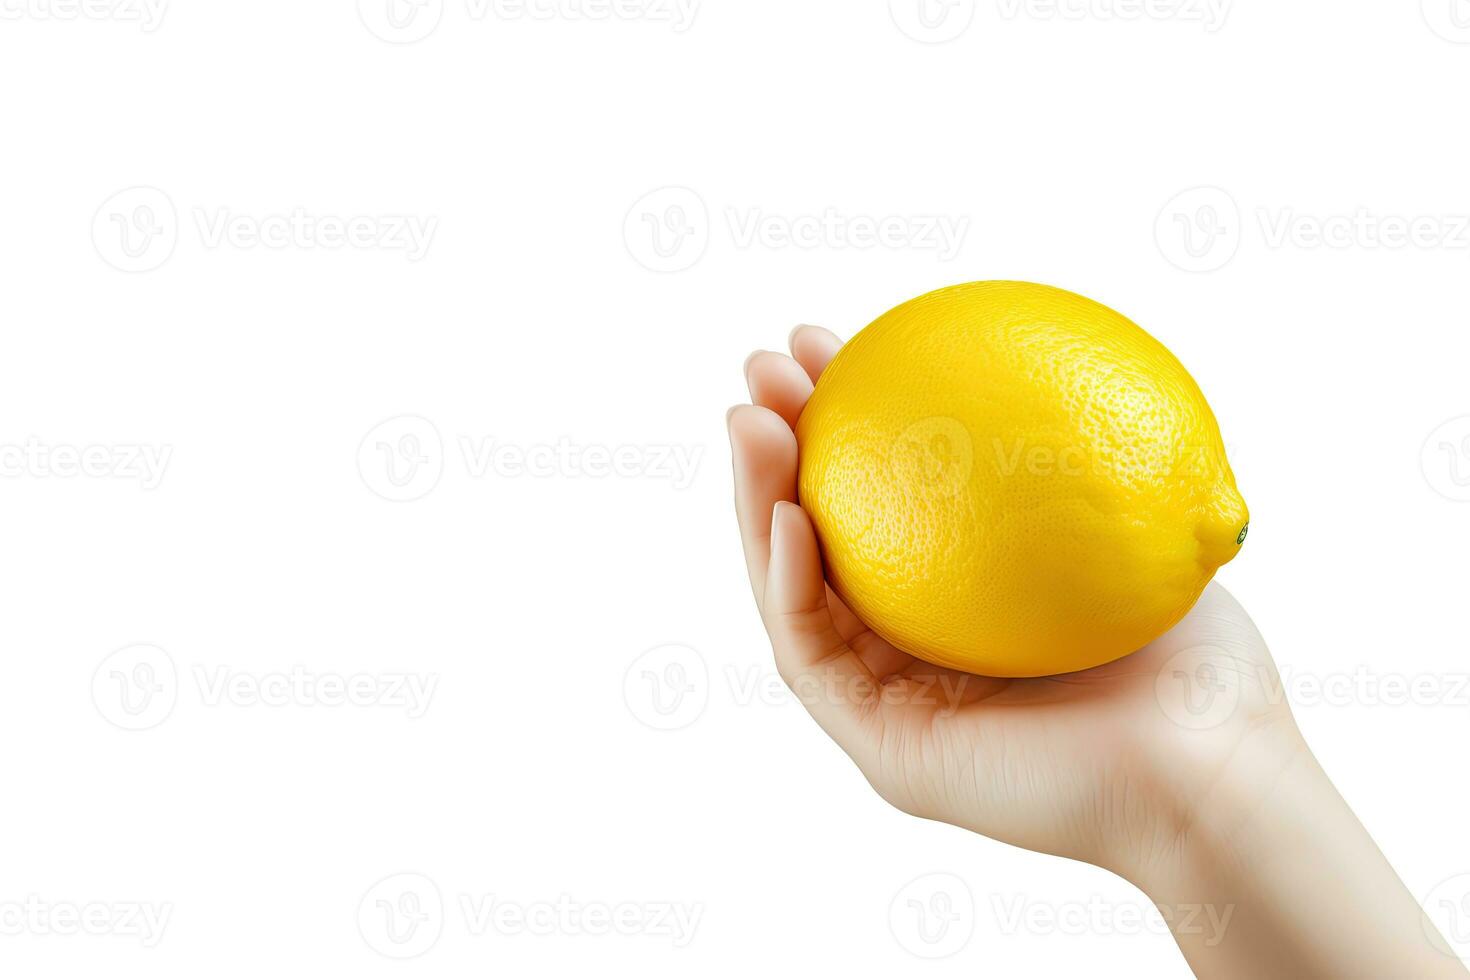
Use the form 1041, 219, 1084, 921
1132, 726, 1466, 980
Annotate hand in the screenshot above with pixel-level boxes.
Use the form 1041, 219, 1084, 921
729, 325, 1467, 979
729, 324, 1289, 875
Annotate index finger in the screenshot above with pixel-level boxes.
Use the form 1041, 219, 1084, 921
789, 324, 844, 384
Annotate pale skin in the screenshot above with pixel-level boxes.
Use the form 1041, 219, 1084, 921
730, 325, 1468, 980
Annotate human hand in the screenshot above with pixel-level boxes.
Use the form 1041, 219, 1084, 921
729, 325, 1467, 979
729, 324, 1291, 877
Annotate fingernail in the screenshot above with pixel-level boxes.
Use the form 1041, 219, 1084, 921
742, 350, 763, 380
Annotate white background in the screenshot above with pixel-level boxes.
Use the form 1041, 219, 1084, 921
2, 1, 1469, 977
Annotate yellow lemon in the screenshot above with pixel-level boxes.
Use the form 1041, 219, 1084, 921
796, 281, 1248, 677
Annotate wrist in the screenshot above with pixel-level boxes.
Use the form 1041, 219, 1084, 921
1127, 718, 1320, 900
1115, 720, 1465, 979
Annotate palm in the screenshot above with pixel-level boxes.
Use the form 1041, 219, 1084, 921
731, 326, 1287, 873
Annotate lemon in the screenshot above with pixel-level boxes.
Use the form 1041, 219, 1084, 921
796, 281, 1248, 677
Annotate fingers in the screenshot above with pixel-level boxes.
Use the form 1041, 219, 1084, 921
763, 501, 879, 748
743, 325, 844, 433
744, 326, 844, 431
731, 328, 833, 600
728, 404, 797, 603
733, 323, 874, 747
744, 351, 813, 430
789, 324, 843, 383
732, 362, 907, 669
